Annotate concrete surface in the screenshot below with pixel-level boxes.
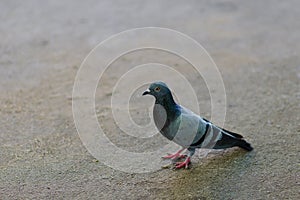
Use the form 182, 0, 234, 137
0, 0, 299, 199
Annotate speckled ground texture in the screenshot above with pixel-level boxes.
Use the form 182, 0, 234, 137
0, 1, 299, 199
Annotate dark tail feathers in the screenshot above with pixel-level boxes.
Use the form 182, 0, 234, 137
202, 118, 244, 139
213, 131, 253, 151
236, 139, 253, 151
221, 128, 243, 139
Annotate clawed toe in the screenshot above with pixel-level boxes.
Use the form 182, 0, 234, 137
162, 153, 174, 159
173, 157, 191, 169
162, 148, 186, 160
162, 153, 187, 160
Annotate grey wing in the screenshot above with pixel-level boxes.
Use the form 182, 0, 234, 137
171, 106, 208, 147
180, 106, 223, 149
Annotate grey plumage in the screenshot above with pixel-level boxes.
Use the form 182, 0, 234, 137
142, 81, 253, 169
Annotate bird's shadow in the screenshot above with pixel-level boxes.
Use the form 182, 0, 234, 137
163, 148, 255, 198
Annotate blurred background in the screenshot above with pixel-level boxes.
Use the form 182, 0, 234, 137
0, 1, 299, 199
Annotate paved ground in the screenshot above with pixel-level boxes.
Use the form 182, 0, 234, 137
0, 1, 299, 199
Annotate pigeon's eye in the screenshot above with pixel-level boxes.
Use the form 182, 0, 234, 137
154, 87, 161, 92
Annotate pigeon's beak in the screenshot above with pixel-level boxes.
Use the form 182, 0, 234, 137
142, 89, 151, 96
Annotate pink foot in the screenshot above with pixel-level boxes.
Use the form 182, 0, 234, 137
162, 148, 186, 160
175, 157, 191, 169
162, 153, 187, 159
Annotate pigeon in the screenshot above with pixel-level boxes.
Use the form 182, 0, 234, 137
142, 81, 253, 169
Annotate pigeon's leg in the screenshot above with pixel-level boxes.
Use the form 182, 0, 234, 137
175, 148, 195, 169
162, 147, 187, 159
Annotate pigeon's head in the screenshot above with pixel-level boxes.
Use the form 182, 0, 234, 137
142, 81, 172, 99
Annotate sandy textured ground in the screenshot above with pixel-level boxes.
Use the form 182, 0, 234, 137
0, 1, 299, 199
